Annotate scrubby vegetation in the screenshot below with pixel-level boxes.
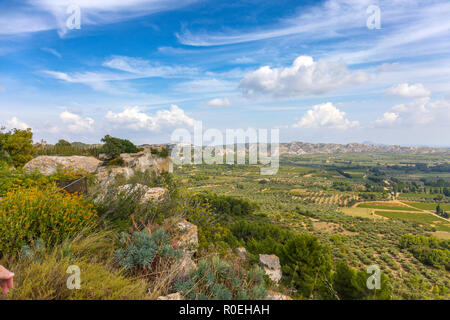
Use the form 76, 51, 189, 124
100, 135, 139, 159
174, 256, 267, 300
400, 235, 449, 270
1, 128, 449, 300
114, 229, 182, 275
0, 185, 97, 257
0, 127, 35, 168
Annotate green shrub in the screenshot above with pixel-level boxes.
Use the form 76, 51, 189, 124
0, 185, 98, 257
0, 128, 35, 168
114, 229, 181, 275
4, 251, 147, 300
196, 192, 259, 216
100, 135, 139, 159
229, 221, 333, 298
107, 156, 124, 167
332, 262, 392, 300
399, 234, 449, 270
174, 256, 267, 300
150, 147, 169, 158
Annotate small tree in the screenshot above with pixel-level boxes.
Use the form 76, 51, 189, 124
55, 139, 71, 148
0, 127, 35, 167
100, 135, 139, 159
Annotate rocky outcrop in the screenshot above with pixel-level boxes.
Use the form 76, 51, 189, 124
236, 247, 248, 261
259, 254, 282, 284
175, 219, 198, 277
117, 184, 168, 203
94, 183, 168, 204
157, 292, 183, 300
119, 146, 173, 174
23, 156, 101, 175
265, 290, 292, 300
94, 147, 173, 187
95, 166, 135, 187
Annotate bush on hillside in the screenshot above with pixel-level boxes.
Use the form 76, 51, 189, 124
195, 192, 259, 217
114, 229, 182, 275
100, 135, 139, 159
399, 234, 449, 270
2, 232, 148, 300
0, 127, 35, 168
174, 256, 267, 300
332, 262, 392, 300
0, 185, 98, 257
229, 221, 332, 298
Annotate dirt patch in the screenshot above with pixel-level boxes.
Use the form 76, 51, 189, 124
312, 221, 339, 233
431, 231, 450, 240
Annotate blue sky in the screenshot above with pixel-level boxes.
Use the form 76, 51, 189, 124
0, 0, 449, 146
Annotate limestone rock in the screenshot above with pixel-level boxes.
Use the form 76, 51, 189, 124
174, 219, 199, 277
265, 290, 292, 300
259, 254, 282, 284
157, 292, 183, 300
236, 247, 248, 260
119, 146, 173, 174
24, 156, 101, 176
117, 184, 168, 203
95, 166, 134, 187
176, 219, 199, 258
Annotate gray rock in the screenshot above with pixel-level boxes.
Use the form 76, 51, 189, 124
157, 292, 183, 300
265, 290, 292, 300
24, 156, 101, 176
259, 254, 282, 284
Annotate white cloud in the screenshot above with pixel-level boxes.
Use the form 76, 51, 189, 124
376, 97, 450, 127
207, 98, 231, 107
375, 112, 399, 126
41, 47, 62, 58
232, 57, 255, 64
105, 105, 195, 131
102, 56, 197, 77
292, 102, 359, 130
240, 56, 367, 97
0, 0, 198, 35
5, 117, 30, 130
60, 111, 94, 133
387, 83, 430, 98
43, 56, 198, 92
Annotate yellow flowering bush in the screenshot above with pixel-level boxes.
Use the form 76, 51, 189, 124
0, 185, 98, 256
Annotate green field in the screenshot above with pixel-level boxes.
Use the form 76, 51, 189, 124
374, 211, 450, 232
403, 201, 450, 211
356, 203, 420, 211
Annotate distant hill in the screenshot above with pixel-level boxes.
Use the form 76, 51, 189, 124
279, 142, 450, 155
167, 141, 450, 156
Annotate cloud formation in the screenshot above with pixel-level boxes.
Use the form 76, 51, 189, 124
240, 56, 367, 97
105, 105, 195, 131
60, 111, 94, 133
374, 112, 399, 126
0, 0, 198, 36
293, 102, 359, 130
375, 96, 450, 127
207, 98, 230, 107
6, 117, 30, 130
387, 83, 430, 98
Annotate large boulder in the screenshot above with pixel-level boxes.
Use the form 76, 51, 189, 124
24, 156, 101, 176
174, 219, 198, 277
120, 146, 173, 174
259, 254, 282, 284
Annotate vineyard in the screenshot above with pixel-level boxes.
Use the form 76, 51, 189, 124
175, 155, 450, 299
